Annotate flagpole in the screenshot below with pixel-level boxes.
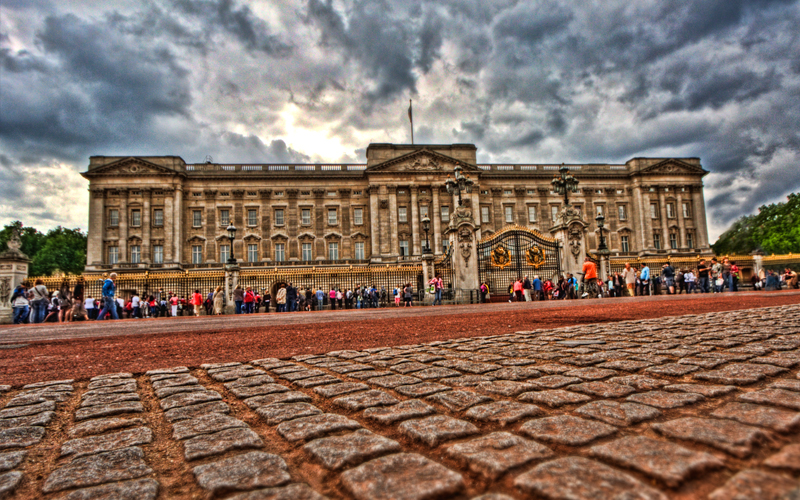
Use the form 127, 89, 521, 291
408, 99, 414, 145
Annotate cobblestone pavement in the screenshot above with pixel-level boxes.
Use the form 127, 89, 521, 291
2, 304, 799, 499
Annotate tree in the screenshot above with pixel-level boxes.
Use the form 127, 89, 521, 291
0, 221, 87, 276
713, 193, 800, 255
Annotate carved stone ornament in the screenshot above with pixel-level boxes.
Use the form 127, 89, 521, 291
406, 154, 443, 171
0, 228, 29, 260
553, 205, 583, 227
458, 226, 472, 243
450, 205, 473, 228
525, 246, 546, 268
0, 277, 10, 307
569, 225, 583, 264
460, 241, 472, 264
379, 199, 389, 209
491, 245, 512, 269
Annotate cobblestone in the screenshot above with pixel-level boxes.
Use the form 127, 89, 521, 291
399, 415, 479, 447
708, 469, 799, 500
519, 415, 617, 446
54, 478, 158, 500
42, 447, 153, 493
712, 402, 800, 432
276, 413, 361, 442
0, 426, 46, 449
425, 390, 492, 411
363, 399, 436, 424
653, 417, 771, 457
626, 390, 705, 408
664, 383, 736, 397
465, 401, 542, 425
0, 451, 25, 472
764, 443, 800, 471
164, 400, 230, 422
193, 451, 290, 494
341, 453, 464, 500
60, 427, 153, 458
334, 390, 399, 411
256, 403, 323, 425
514, 456, 667, 500
517, 389, 592, 407
738, 388, 800, 410
588, 436, 724, 487
445, 432, 553, 479
183, 427, 264, 460
576, 400, 662, 426
304, 429, 401, 470
0, 471, 22, 498
172, 413, 248, 440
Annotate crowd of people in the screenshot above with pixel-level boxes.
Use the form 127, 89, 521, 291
8, 262, 798, 323
495, 257, 799, 302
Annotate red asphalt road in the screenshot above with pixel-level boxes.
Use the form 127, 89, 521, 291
2, 290, 799, 386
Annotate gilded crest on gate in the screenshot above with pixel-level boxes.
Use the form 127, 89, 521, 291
526, 246, 546, 268
491, 245, 511, 268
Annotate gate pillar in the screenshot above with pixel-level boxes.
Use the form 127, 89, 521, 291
422, 253, 435, 305
445, 206, 479, 303
550, 206, 588, 279
0, 229, 30, 324
224, 263, 240, 314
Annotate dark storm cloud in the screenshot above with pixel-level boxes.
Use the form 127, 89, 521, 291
1, 0, 799, 237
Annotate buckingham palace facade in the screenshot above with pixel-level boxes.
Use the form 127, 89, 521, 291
81, 143, 712, 271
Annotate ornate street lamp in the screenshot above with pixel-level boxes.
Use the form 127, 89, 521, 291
422, 216, 432, 254
551, 164, 579, 207
226, 224, 237, 264
595, 213, 607, 252
445, 165, 474, 206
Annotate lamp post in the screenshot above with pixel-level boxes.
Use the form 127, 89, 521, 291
595, 214, 607, 252
422, 216, 431, 254
551, 164, 579, 207
226, 224, 237, 264
445, 165, 474, 207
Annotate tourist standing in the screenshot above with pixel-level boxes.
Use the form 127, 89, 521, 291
286, 283, 298, 312
513, 278, 523, 302
11, 283, 29, 324
697, 259, 710, 293
403, 283, 413, 307
640, 264, 651, 296
581, 258, 598, 298
662, 263, 675, 294
523, 276, 532, 301
479, 282, 489, 303
131, 292, 141, 318
191, 289, 203, 317
622, 263, 636, 297
97, 273, 119, 321
276, 285, 287, 312
233, 285, 244, 314
684, 269, 696, 293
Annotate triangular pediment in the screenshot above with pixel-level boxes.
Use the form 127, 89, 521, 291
82, 157, 182, 178
639, 159, 707, 176
366, 148, 481, 174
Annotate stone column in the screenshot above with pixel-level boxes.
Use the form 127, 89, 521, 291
388, 185, 398, 258
515, 187, 526, 226
368, 186, 380, 260
173, 186, 183, 266
432, 187, 442, 255
676, 190, 687, 249
142, 188, 151, 264
421, 253, 435, 305
339, 189, 352, 258
640, 188, 654, 251
314, 189, 326, 258
0, 234, 30, 324
87, 189, 105, 266
163, 191, 174, 263
692, 187, 709, 249
119, 189, 129, 263
491, 188, 503, 232
445, 214, 480, 304
287, 189, 298, 260
410, 186, 420, 256
471, 188, 481, 240
657, 189, 669, 250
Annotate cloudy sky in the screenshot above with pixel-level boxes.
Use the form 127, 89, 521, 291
1, 0, 799, 240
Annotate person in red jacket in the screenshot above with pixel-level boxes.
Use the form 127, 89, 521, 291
190, 289, 203, 317
244, 287, 256, 314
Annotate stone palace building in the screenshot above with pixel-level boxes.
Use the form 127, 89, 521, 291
82, 143, 711, 271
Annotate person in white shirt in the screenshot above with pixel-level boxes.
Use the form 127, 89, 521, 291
131, 294, 141, 318
684, 269, 696, 293
84, 295, 96, 320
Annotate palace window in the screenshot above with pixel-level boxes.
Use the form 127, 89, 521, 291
504, 189, 512, 195
301, 209, 311, 225
528, 206, 537, 223
596, 205, 604, 217
620, 235, 629, 253
481, 190, 489, 195
398, 207, 407, 223
153, 245, 163, 264
354, 241, 365, 260
650, 204, 659, 219
220, 244, 230, 263
327, 191, 336, 197
618, 205, 627, 221
687, 232, 694, 249
108, 246, 119, 264
131, 209, 141, 227
247, 244, 258, 262
420, 205, 429, 219
192, 210, 202, 227
274, 209, 284, 226
153, 209, 163, 227
109, 209, 119, 227
130, 245, 141, 263
247, 210, 257, 227
353, 208, 363, 225
666, 203, 675, 219
328, 208, 338, 225
551, 206, 559, 221
302, 243, 313, 261
682, 202, 692, 218
274, 243, 285, 262
443, 240, 450, 253
527, 189, 536, 195
653, 233, 661, 250
328, 242, 339, 260
191, 245, 202, 264
399, 240, 409, 257
220, 209, 230, 226
504, 206, 514, 223
481, 206, 490, 223
441, 206, 449, 222
353, 190, 363, 196
274, 191, 284, 197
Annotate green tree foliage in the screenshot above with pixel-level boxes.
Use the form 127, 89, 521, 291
0, 221, 87, 276
713, 193, 800, 255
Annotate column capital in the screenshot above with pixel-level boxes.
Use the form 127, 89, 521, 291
338, 188, 352, 198
91, 188, 106, 199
